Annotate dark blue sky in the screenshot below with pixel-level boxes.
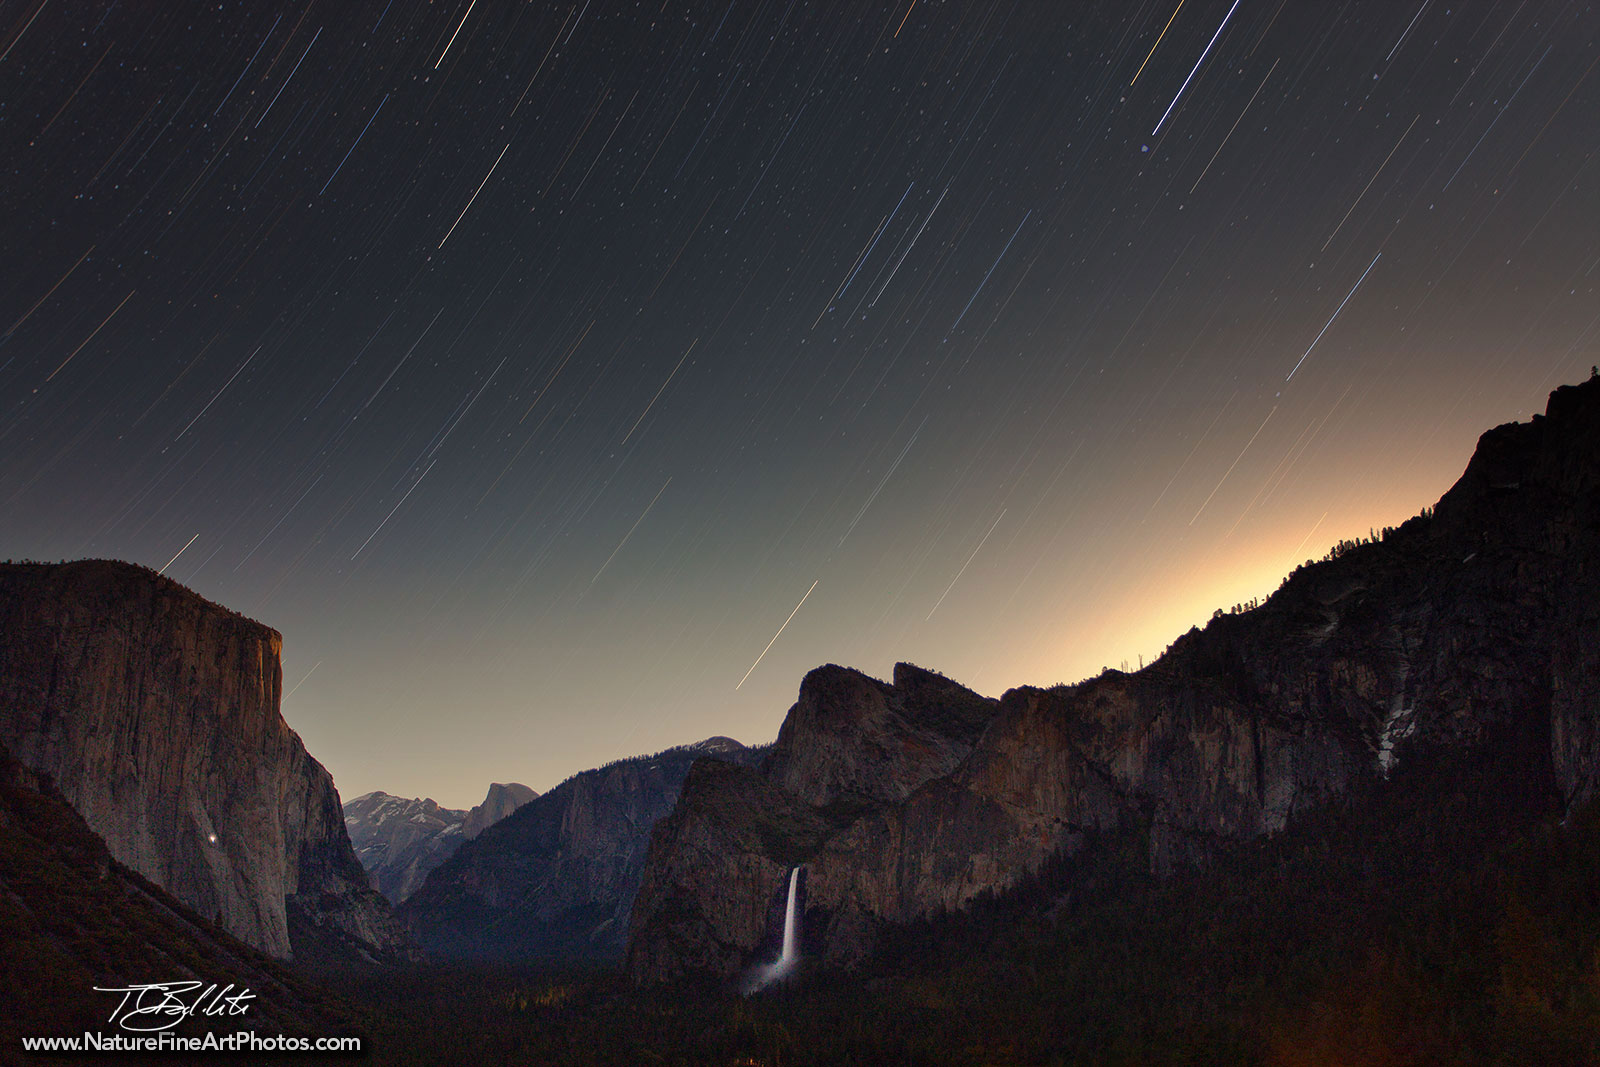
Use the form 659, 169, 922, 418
3, 0, 1596, 805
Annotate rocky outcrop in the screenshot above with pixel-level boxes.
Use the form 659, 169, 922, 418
0, 560, 412, 961
400, 737, 764, 961
628, 377, 1600, 982
344, 782, 537, 903
461, 782, 538, 840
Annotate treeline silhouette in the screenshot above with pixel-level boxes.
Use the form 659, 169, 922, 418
320, 730, 1600, 1066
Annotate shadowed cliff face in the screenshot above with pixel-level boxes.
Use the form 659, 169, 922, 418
0, 560, 411, 960
400, 738, 763, 961
628, 378, 1600, 982
0, 745, 362, 1042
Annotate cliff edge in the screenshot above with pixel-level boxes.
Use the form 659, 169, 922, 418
0, 559, 411, 960
628, 378, 1600, 981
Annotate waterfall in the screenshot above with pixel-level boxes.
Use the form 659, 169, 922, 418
743, 865, 802, 993
778, 865, 800, 967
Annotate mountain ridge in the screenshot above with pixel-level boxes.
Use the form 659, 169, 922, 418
343, 781, 538, 903
401, 735, 767, 961
627, 376, 1600, 981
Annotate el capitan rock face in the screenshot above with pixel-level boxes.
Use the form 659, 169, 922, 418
400, 737, 763, 961
0, 744, 362, 1042
344, 781, 537, 903
0, 559, 411, 960
628, 378, 1600, 982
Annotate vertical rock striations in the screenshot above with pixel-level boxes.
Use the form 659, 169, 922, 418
0, 743, 363, 1043
628, 377, 1600, 982
0, 560, 411, 960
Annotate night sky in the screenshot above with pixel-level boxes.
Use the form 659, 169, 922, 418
3, 0, 1596, 807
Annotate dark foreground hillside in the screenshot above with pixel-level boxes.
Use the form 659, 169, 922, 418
316, 735, 1600, 1066
0, 748, 366, 1066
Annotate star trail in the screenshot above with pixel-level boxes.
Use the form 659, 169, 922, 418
2, 0, 1596, 805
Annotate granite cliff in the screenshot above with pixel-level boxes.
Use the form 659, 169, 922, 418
461, 781, 539, 839
628, 377, 1600, 982
344, 781, 537, 903
401, 737, 763, 960
0, 560, 411, 961
0, 744, 361, 1043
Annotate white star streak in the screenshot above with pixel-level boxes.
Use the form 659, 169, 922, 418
512, 7, 572, 115
866, 183, 948, 309
157, 533, 199, 575
320, 93, 388, 196
284, 660, 322, 700
1151, 0, 1241, 136
813, 213, 890, 328
214, 14, 280, 116
1285, 251, 1381, 381
9, 244, 94, 339
839, 415, 926, 547
619, 339, 695, 447
435, 0, 479, 69
590, 477, 671, 585
360, 309, 443, 415
351, 459, 437, 559
1442, 45, 1550, 192
1322, 114, 1417, 251
255, 26, 320, 129
1385, 0, 1430, 64
439, 142, 510, 248
176, 344, 259, 439
0, 0, 49, 65
927, 508, 1005, 621
564, 0, 591, 44
1191, 58, 1277, 195
948, 208, 1031, 336
235, 474, 324, 570
736, 579, 819, 690
1290, 510, 1331, 560
44, 288, 133, 383
1190, 406, 1276, 525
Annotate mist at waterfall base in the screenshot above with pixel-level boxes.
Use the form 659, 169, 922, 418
744, 867, 806, 995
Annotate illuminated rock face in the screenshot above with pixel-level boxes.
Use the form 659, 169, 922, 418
629, 377, 1600, 983
0, 560, 411, 960
344, 792, 469, 904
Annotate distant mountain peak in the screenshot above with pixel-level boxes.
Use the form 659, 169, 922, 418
343, 780, 539, 902
687, 736, 749, 755
400, 738, 767, 963
462, 781, 538, 839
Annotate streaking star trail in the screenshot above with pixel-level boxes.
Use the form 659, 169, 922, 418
0, 0, 1594, 805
